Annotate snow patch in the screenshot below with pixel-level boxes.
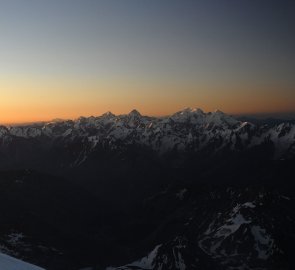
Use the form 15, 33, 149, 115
176, 189, 187, 200
0, 252, 45, 270
251, 226, 274, 259
106, 245, 161, 270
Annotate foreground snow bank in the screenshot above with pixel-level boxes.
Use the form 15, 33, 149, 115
0, 252, 45, 270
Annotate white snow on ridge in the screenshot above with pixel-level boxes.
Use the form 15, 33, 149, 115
0, 252, 45, 270
199, 200, 276, 265
105, 245, 162, 270
128, 244, 161, 269
1, 108, 294, 159
242, 202, 256, 208
251, 226, 274, 259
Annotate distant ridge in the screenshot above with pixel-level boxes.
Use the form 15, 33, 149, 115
0, 108, 294, 161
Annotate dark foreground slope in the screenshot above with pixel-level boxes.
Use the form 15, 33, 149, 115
0, 156, 294, 270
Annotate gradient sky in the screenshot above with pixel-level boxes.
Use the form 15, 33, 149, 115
0, 0, 294, 124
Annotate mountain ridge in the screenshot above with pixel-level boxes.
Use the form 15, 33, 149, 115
0, 108, 294, 161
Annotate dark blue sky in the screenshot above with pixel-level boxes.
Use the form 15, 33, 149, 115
0, 0, 294, 123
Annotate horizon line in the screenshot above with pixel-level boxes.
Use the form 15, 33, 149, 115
2, 109, 295, 126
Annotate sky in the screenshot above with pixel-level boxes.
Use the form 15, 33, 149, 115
0, 0, 294, 124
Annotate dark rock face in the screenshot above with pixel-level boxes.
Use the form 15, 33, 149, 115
105, 160, 295, 270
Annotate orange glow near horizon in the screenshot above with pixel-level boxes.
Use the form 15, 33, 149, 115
1, 1, 294, 125
1, 77, 294, 125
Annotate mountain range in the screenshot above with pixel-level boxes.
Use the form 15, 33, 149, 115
0, 108, 294, 170
0, 108, 294, 270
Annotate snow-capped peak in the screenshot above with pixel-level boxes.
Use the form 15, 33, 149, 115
0, 108, 294, 159
102, 111, 115, 118
174, 107, 204, 115
206, 109, 239, 127
213, 109, 224, 114
128, 109, 141, 117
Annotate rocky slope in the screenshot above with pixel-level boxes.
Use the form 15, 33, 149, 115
104, 159, 295, 270
0, 108, 294, 171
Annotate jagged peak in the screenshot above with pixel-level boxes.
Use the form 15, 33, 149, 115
128, 109, 141, 117
0, 125, 9, 130
213, 109, 225, 114
180, 107, 193, 113
51, 118, 67, 123
194, 108, 205, 114
205, 109, 239, 127
75, 116, 88, 124
174, 107, 204, 115
102, 111, 115, 118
